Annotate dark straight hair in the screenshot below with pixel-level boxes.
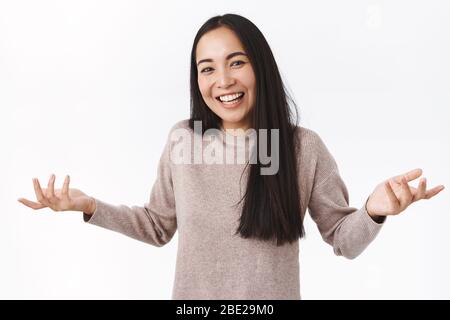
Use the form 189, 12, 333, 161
189, 14, 304, 246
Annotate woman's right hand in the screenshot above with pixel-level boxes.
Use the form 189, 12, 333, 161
17, 174, 96, 214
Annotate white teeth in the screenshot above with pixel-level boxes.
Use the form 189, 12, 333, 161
218, 92, 244, 102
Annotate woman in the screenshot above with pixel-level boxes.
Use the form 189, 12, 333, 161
18, 14, 444, 299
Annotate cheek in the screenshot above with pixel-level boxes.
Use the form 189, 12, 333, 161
242, 71, 256, 109
240, 70, 256, 94
198, 78, 211, 99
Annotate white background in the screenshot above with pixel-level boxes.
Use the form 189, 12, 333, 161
1, 0, 449, 299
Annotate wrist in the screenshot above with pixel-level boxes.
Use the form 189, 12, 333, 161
84, 197, 96, 215
365, 196, 385, 223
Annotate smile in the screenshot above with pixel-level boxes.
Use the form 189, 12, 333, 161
215, 92, 245, 108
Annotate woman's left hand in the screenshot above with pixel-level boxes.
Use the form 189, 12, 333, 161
366, 168, 445, 218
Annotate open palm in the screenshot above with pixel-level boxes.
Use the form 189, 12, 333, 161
18, 174, 93, 213
366, 168, 445, 217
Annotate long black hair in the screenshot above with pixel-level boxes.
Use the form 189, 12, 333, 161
189, 14, 304, 246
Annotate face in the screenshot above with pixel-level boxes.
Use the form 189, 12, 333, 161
196, 26, 256, 131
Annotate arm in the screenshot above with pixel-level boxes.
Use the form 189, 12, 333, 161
308, 169, 384, 260
83, 131, 177, 247
306, 132, 384, 260
18, 127, 178, 247
306, 132, 445, 259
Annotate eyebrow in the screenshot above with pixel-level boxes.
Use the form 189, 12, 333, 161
197, 51, 248, 67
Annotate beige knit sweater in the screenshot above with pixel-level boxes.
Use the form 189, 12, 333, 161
83, 119, 384, 299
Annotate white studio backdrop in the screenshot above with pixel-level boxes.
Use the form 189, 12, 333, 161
1, 0, 449, 299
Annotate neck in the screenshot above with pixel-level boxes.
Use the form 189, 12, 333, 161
220, 122, 252, 136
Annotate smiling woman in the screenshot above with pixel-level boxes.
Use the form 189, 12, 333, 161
189, 15, 306, 250
17, 13, 445, 300
195, 29, 256, 130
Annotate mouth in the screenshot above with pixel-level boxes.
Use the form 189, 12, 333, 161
215, 92, 245, 108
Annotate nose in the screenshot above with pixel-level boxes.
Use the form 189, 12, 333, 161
217, 69, 236, 89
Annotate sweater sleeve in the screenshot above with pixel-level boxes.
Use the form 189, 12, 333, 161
307, 132, 385, 259
82, 128, 177, 247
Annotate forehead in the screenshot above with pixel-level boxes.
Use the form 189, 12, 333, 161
196, 27, 245, 60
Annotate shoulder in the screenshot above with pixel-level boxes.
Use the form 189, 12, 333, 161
295, 125, 319, 140
294, 125, 337, 171
160, 119, 191, 150
165, 119, 194, 140
169, 118, 191, 132
294, 125, 328, 153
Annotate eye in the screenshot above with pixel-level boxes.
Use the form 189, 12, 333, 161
200, 67, 213, 73
231, 60, 245, 67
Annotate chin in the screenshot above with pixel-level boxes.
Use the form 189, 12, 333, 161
206, 100, 253, 127
218, 112, 248, 124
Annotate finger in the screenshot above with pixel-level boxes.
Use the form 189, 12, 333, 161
413, 178, 427, 202
399, 177, 414, 207
385, 179, 400, 210
47, 174, 56, 202
61, 175, 70, 197
394, 168, 422, 184
33, 178, 49, 205
425, 185, 445, 200
17, 198, 47, 210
